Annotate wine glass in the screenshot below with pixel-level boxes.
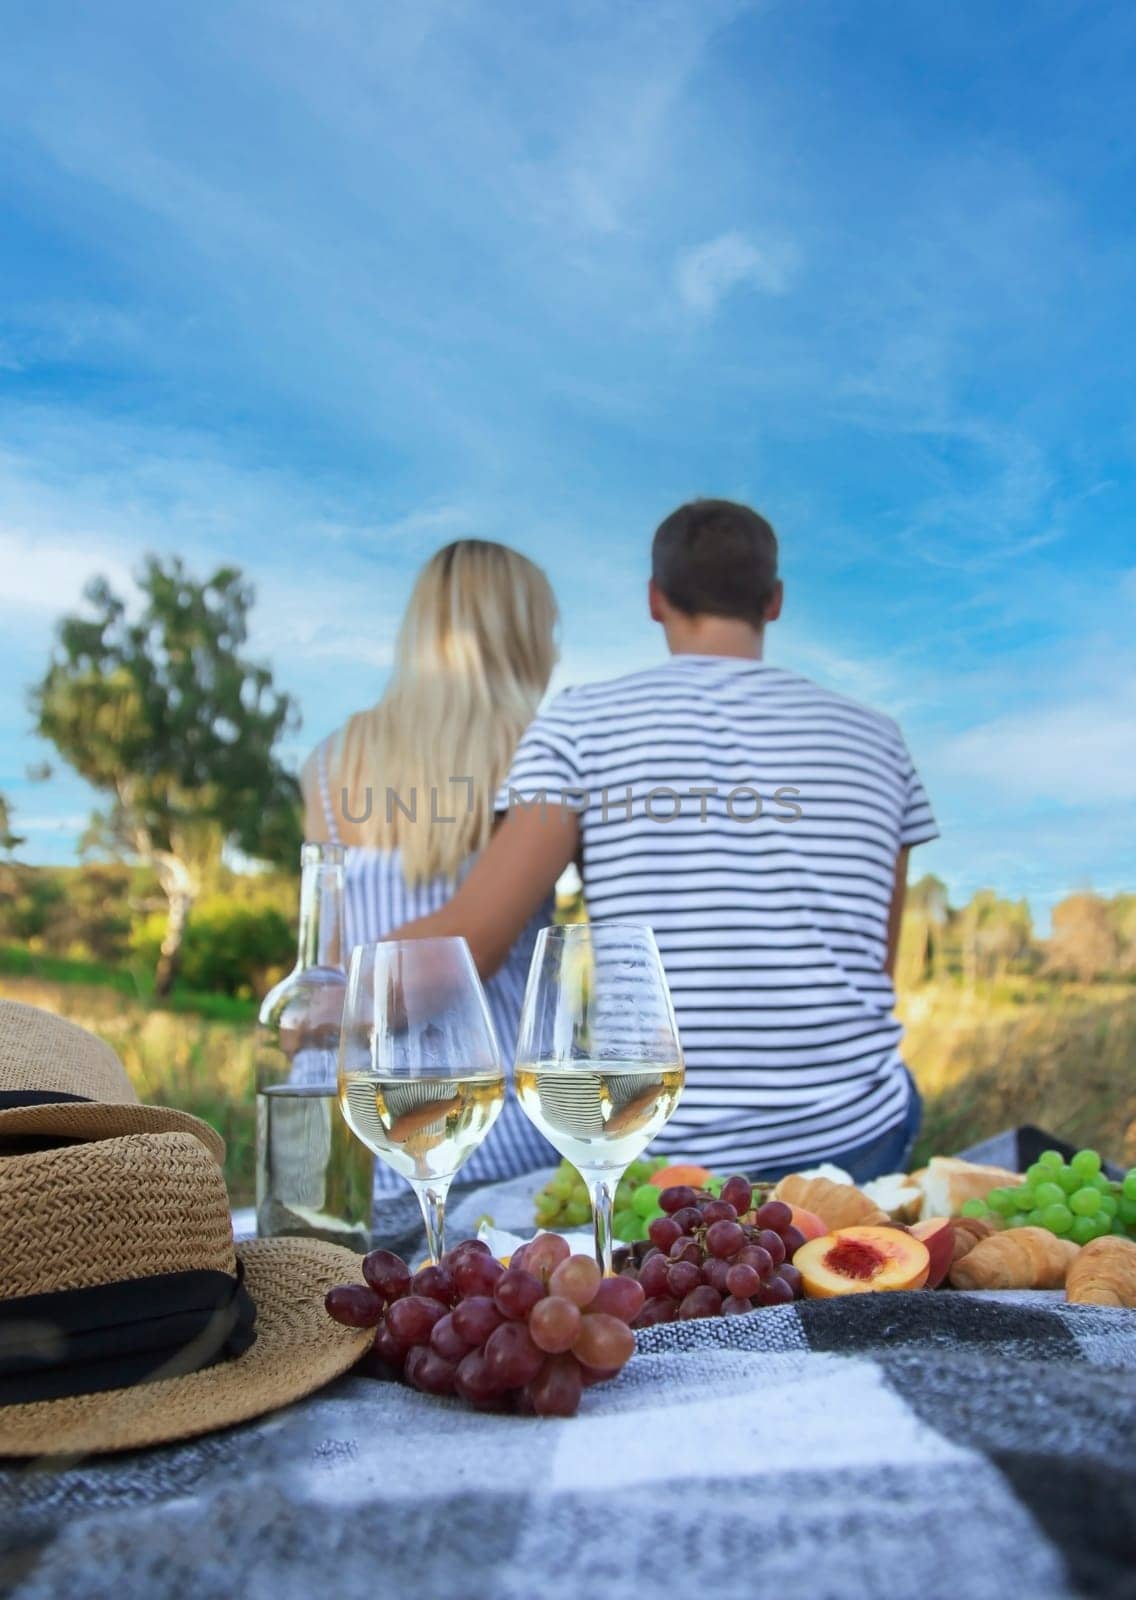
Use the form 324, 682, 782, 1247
337, 938, 505, 1262
514, 922, 684, 1274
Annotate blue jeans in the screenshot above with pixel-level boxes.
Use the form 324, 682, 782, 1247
756, 1070, 923, 1185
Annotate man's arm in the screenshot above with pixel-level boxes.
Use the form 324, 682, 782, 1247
393, 804, 580, 977
885, 846, 910, 979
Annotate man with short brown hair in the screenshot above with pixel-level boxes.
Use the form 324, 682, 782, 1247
652, 499, 780, 628
396, 499, 938, 1180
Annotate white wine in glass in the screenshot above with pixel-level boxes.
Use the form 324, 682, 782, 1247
338, 938, 504, 1261
514, 1063, 683, 1174
340, 1071, 505, 1185
515, 923, 684, 1274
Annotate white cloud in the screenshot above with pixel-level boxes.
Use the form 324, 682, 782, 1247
0, 412, 419, 648
553, 636, 662, 693
13, 812, 91, 833
366, 505, 480, 550
772, 629, 910, 716
938, 693, 1136, 805
0, 513, 398, 672
676, 231, 796, 315
895, 419, 1058, 573
491, 1, 751, 238
251, 577, 400, 673
0, 529, 136, 616
930, 579, 1136, 810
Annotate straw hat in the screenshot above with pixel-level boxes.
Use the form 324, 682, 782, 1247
0, 1129, 373, 1455
0, 999, 225, 1163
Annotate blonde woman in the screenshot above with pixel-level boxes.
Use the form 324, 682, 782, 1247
302, 539, 560, 1185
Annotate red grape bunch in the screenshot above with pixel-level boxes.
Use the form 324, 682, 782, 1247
621, 1176, 806, 1326
324, 1232, 642, 1417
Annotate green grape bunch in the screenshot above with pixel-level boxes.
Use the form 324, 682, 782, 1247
534, 1157, 669, 1241
961, 1148, 1136, 1247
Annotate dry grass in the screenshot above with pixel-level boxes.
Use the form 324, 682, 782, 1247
0, 974, 257, 1202
900, 979, 1136, 1168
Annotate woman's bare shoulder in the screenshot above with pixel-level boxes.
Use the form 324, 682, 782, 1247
303, 721, 353, 778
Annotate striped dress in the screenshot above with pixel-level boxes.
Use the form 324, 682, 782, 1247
316, 741, 559, 1189
502, 656, 939, 1175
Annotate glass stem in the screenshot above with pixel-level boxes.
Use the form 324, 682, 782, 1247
411, 1177, 451, 1264
588, 1173, 619, 1277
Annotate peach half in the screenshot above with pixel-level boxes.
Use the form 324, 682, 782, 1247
795, 1225, 931, 1298
907, 1217, 955, 1289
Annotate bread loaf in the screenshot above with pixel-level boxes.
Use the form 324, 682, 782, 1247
913, 1156, 1023, 1220
861, 1172, 923, 1224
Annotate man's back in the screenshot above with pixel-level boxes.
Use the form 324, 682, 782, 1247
506, 655, 937, 1173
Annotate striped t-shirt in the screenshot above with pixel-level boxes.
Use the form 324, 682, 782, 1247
503, 655, 938, 1175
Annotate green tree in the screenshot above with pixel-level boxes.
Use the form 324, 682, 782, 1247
957, 889, 1034, 985
32, 558, 302, 995
901, 873, 951, 984
0, 792, 24, 858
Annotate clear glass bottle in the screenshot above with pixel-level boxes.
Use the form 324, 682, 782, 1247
256, 842, 373, 1249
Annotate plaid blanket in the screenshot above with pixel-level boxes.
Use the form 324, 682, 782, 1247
1, 1285, 1133, 1600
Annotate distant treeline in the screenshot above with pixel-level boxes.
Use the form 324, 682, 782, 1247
2, 856, 1133, 1002
899, 877, 1136, 988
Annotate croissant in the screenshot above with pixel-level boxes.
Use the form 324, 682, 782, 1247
949, 1226, 1078, 1291
950, 1215, 999, 1264
772, 1174, 891, 1231
1065, 1235, 1136, 1308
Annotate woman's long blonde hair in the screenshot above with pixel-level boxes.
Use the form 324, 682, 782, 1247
331, 540, 558, 882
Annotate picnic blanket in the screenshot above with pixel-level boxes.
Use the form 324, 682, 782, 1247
1, 1286, 1133, 1600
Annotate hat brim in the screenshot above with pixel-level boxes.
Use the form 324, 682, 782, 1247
0, 1101, 226, 1165
0, 1238, 373, 1457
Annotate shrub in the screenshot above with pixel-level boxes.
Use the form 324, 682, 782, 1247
0, 863, 141, 961
0, 869, 67, 942
131, 896, 294, 998
53, 864, 136, 961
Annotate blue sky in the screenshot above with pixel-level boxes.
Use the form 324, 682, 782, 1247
1, 0, 1133, 921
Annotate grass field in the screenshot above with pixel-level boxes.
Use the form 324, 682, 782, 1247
899, 979, 1136, 1169
1, 962, 259, 1203
2, 957, 1133, 1203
